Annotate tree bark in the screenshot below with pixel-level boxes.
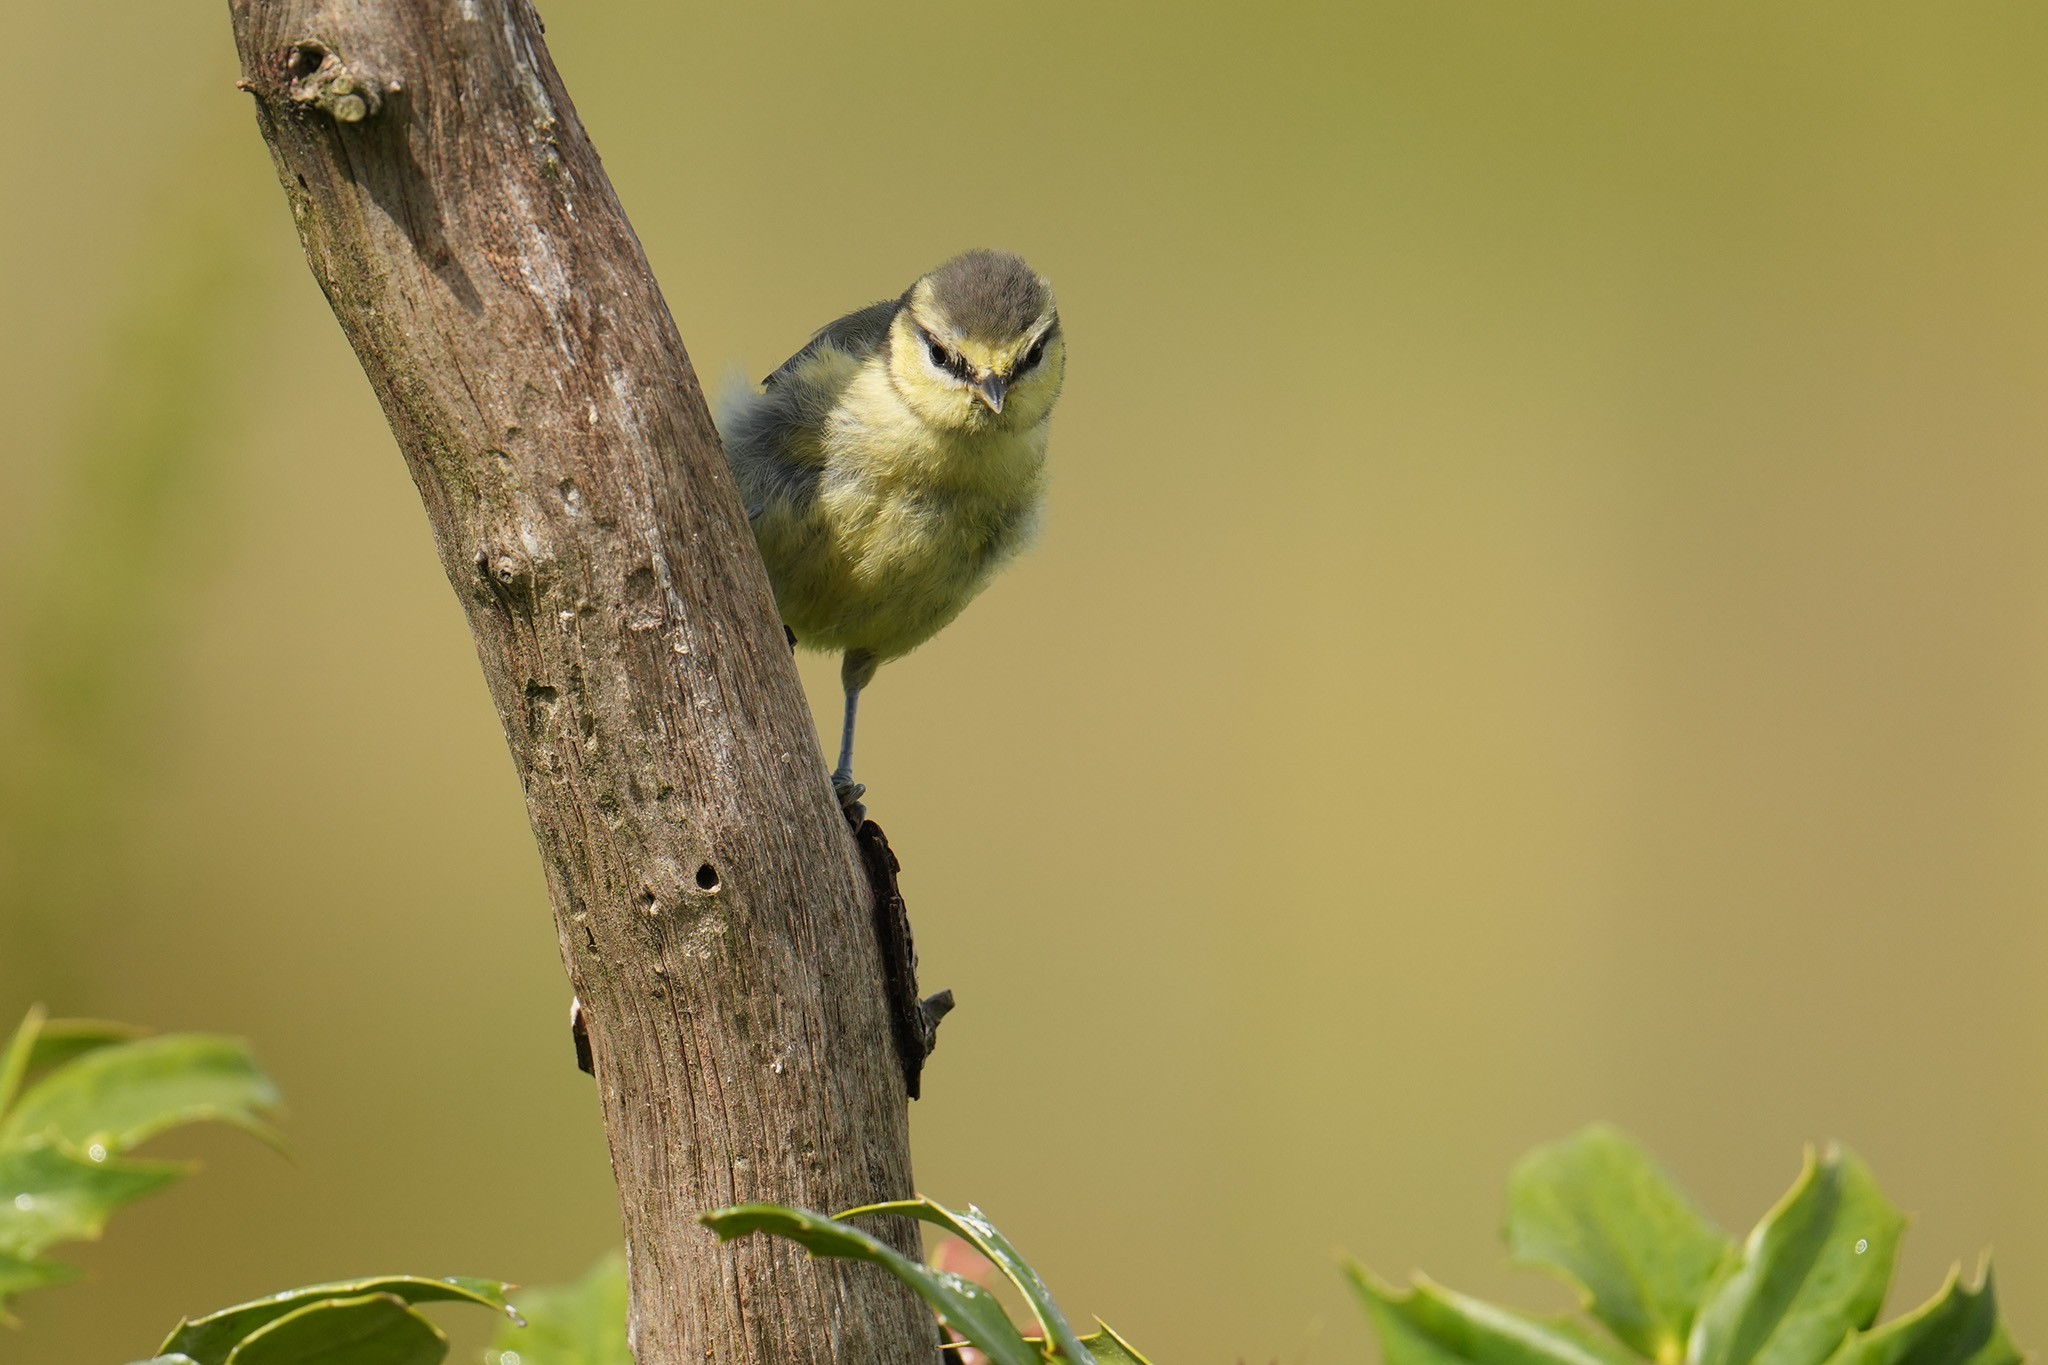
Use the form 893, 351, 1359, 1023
224, 5, 937, 1362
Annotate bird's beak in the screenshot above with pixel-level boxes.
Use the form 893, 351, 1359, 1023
974, 373, 1007, 414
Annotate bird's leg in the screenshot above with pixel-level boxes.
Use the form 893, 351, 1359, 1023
832, 689, 864, 818
833, 650, 878, 819
832, 688, 860, 790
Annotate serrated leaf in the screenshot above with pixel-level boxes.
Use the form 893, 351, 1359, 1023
28, 1018, 150, 1078
160, 1276, 518, 1365
0, 1023, 281, 1325
1345, 1262, 1636, 1365
843, 1197, 1091, 1364
0, 1140, 187, 1257
0, 1247, 77, 1293
1822, 1261, 2020, 1365
1013, 1323, 1158, 1365
1689, 1146, 1904, 1365
2, 1008, 151, 1132
1075, 1323, 1156, 1365
0, 1247, 79, 1324
221, 1293, 445, 1365
1505, 1125, 1732, 1363
487, 1251, 629, 1365
0, 1033, 281, 1155
0, 1007, 45, 1123
703, 1203, 1039, 1365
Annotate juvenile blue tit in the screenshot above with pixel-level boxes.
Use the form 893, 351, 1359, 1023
720, 250, 1066, 812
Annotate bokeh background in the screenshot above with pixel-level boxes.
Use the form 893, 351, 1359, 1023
5, 1, 2046, 1360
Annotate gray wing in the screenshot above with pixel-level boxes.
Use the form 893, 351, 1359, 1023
762, 297, 902, 387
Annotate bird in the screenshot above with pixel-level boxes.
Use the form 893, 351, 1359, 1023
720, 249, 1066, 818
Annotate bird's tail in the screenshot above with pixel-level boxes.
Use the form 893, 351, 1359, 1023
708, 366, 760, 440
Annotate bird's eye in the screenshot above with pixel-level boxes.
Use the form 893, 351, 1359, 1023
1019, 341, 1045, 372
926, 338, 951, 369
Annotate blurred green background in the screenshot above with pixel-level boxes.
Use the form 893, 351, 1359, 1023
4, 1, 2046, 1360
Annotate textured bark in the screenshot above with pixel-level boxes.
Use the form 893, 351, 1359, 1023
224, 4, 936, 1362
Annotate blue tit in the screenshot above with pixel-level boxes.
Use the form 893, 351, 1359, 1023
720, 250, 1066, 814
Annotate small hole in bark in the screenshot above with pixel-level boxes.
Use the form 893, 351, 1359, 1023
288, 43, 326, 79
637, 888, 658, 913
695, 863, 720, 893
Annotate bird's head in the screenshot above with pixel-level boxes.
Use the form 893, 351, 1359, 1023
887, 250, 1064, 433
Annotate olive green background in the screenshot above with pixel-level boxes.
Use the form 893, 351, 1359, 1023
4, 2, 2045, 1361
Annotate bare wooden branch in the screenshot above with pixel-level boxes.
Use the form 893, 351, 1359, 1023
224, 4, 938, 1361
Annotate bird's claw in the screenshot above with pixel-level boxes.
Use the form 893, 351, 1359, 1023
833, 776, 868, 826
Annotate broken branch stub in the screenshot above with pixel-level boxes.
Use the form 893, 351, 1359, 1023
281, 39, 385, 123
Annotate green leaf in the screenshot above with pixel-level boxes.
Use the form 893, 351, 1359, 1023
0, 1140, 187, 1257
0, 1033, 281, 1155
0, 1247, 77, 1293
1345, 1262, 1636, 1365
2, 1008, 151, 1126
1015, 1323, 1157, 1365
1689, 1146, 1905, 1365
1505, 1125, 1732, 1363
27, 1018, 150, 1078
1822, 1261, 2020, 1365
0, 1248, 79, 1325
0, 1026, 281, 1324
487, 1251, 629, 1365
0, 1007, 45, 1123
1074, 1323, 1156, 1365
703, 1203, 1040, 1365
160, 1276, 519, 1365
221, 1293, 445, 1365
842, 1197, 1092, 1364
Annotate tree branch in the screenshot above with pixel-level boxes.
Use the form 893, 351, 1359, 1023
224, 4, 937, 1361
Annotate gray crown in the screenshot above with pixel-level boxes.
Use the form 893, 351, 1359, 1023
922, 250, 1052, 343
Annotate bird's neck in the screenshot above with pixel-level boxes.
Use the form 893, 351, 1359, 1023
840, 361, 1047, 501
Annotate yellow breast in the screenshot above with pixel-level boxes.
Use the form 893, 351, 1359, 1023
760, 361, 1048, 661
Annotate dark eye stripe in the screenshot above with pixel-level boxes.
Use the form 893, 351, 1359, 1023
923, 331, 971, 380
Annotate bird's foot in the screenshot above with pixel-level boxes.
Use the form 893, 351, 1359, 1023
833, 775, 868, 827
